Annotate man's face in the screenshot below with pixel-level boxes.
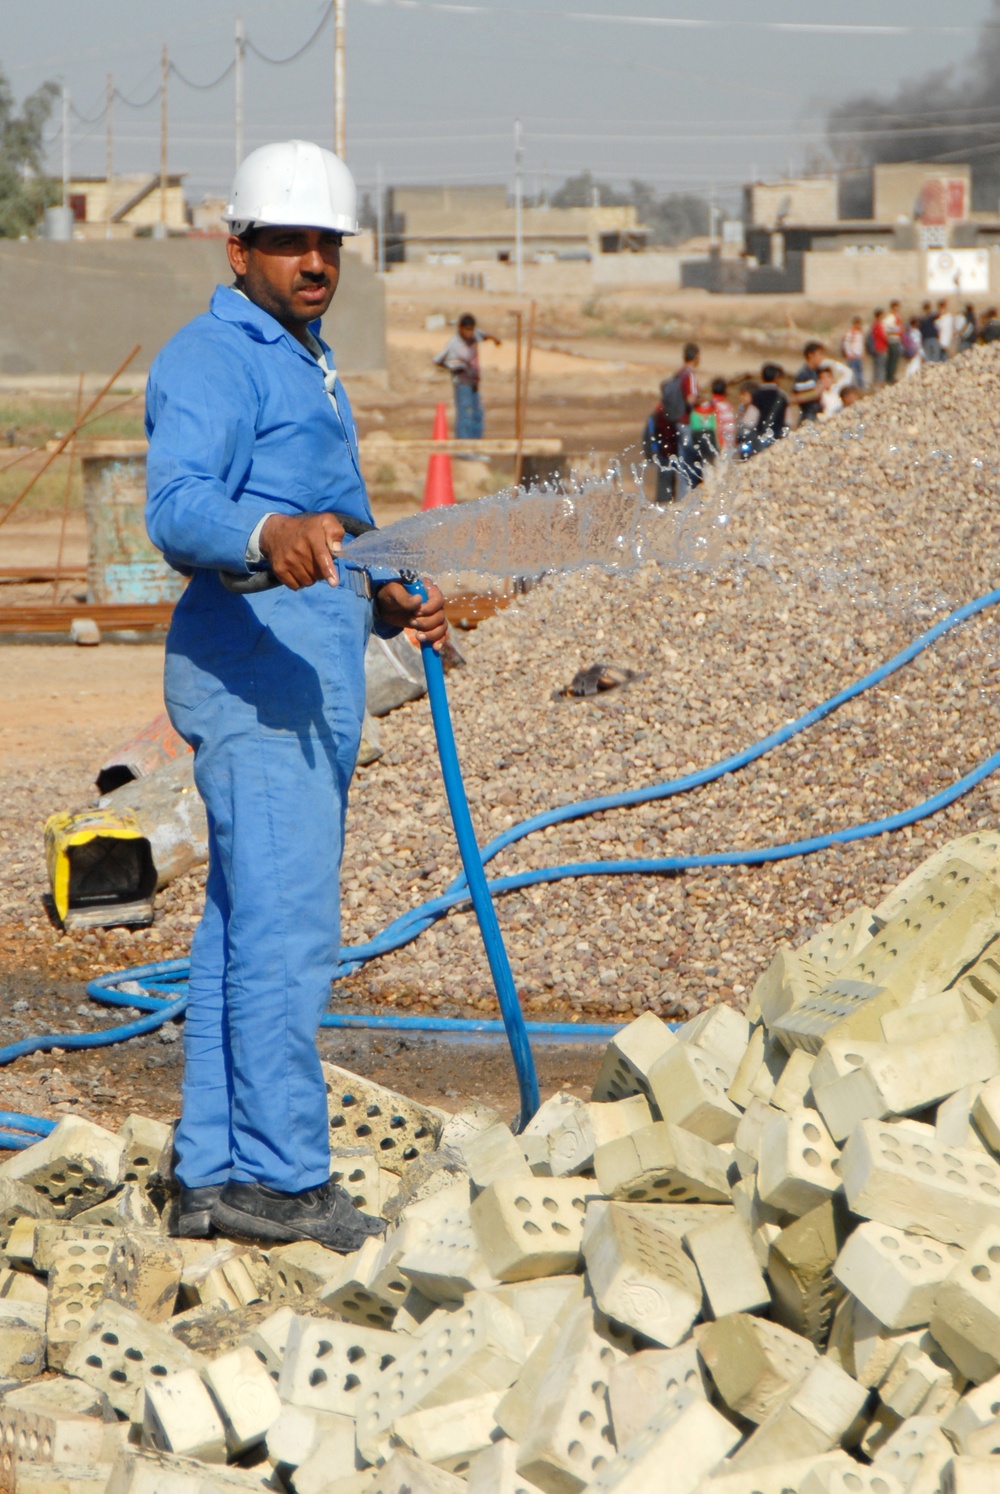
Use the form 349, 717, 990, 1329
227, 226, 342, 336
459, 322, 476, 343
807, 348, 825, 369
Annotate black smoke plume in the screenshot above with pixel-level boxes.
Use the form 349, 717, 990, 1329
828, 3, 1000, 216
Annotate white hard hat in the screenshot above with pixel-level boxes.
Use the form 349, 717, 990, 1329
224, 139, 359, 236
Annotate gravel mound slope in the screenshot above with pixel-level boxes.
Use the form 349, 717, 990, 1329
340, 345, 1000, 1020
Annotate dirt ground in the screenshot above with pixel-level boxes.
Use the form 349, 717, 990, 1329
0, 285, 861, 1144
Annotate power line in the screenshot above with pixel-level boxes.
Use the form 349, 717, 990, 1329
245, 2, 334, 65
169, 57, 236, 91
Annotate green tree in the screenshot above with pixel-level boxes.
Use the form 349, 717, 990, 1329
0, 72, 59, 238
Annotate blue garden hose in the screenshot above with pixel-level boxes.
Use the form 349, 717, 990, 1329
3, 584, 1000, 1149
405, 578, 540, 1129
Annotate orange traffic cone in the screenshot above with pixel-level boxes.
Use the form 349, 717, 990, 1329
421, 402, 455, 511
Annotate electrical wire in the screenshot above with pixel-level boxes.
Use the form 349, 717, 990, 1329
246, 3, 335, 65
169, 58, 236, 92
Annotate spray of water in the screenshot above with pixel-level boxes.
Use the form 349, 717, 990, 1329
346, 466, 735, 587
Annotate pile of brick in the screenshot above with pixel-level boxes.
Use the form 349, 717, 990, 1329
7, 832, 1000, 1491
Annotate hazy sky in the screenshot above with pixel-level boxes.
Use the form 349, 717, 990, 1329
0, 0, 993, 209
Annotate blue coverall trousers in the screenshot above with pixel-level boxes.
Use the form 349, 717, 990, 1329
163, 566, 372, 1192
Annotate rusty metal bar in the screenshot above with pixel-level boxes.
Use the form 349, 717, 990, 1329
0, 344, 141, 531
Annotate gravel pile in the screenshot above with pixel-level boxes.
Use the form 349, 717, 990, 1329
3, 346, 1000, 1026
340, 343, 1000, 1018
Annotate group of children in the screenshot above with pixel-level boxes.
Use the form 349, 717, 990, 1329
644, 338, 861, 501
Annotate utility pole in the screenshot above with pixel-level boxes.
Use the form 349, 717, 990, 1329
105, 73, 114, 238
514, 117, 523, 298
334, 0, 346, 159
159, 43, 168, 235
61, 84, 70, 209
234, 16, 245, 169
376, 161, 385, 274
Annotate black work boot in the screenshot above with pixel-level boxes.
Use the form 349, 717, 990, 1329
210, 1178, 386, 1251
171, 1184, 224, 1239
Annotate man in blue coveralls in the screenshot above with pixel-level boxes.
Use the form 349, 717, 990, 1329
145, 140, 447, 1249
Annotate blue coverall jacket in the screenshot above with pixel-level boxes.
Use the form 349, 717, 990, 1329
145, 284, 385, 1192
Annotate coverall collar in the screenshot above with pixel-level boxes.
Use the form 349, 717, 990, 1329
210, 284, 325, 361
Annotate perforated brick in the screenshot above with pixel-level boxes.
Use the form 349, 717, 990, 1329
833, 1222, 962, 1330
840, 1120, 1000, 1247
142, 1367, 227, 1463
756, 1107, 841, 1217
495, 1286, 586, 1444
323, 1063, 443, 1172
698, 1313, 818, 1424
728, 1025, 784, 1110
591, 1012, 677, 1107
266, 1403, 354, 1473
117, 1116, 172, 1191
202, 1342, 282, 1455
0, 1179, 55, 1248
799, 1464, 905, 1494
0, 1380, 105, 1494
330, 1150, 386, 1214
471, 1177, 588, 1282
318, 1234, 403, 1330
593, 1122, 731, 1204
277, 1315, 395, 1416
874, 833, 1000, 927
772, 979, 899, 1057
242, 1304, 297, 1387
31, 1221, 119, 1273
686, 1210, 770, 1319
0, 1298, 45, 1381
461, 1124, 533, 1188
269, 1239, 349, 1302
45, 1234, 116, 1370
582, 1201, 701, 1348
105, 1445, 267, 1492
728, 1357, 868, 1470
799, 906, 878, 974
368, 1452, 467, 1494
647, 1044, 741, 1144
607, 1345, 707, 1447
545, 1096, 651, 1181
943, 1371, 1000, 1453
677, 1005, 751, 1070
768, 1197, 850, 1346
103, 1231, 183, 1324
489, 1277, 583, 1355
393, 1389, 501, 1473
879, 1340, 961, 1420
466, 1437, 547, 1494
820, 1013, 1000, 1143
871, 1416, 953, 1493
945, 1459, 1000, 1494
751, 948, 827, 1032
0, 1118, 125, 1218
357, 1293, 525, 1462
15, 1463, 114, 1494
588, 1387, 740, 1494
513, 1299, 619, 1494
769, 1049, 816, 1115
842, 861, 1000, 1005
931, 1225, 1000, 1383
396, 1184, 496, 1302
178, 1243, 271, 1310
63, 1300, 200, 1417
73, 1183, 160, 1233
881, 990, 974, 1046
